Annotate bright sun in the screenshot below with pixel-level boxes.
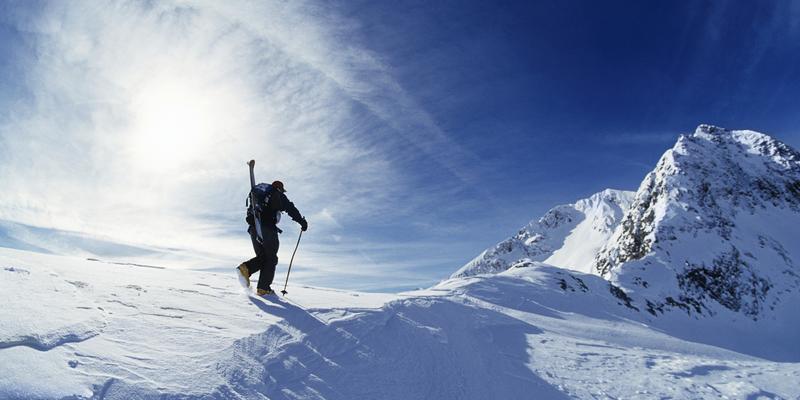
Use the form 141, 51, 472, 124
127, 77, 217, 172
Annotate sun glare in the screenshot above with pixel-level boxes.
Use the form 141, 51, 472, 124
127, 78, 217, 172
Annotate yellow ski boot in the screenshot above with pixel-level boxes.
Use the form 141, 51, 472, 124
236, 263, 251, 288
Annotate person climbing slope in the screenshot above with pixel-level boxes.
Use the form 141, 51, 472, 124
238, 177, 308, 296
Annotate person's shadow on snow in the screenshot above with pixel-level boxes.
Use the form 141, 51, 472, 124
248, 294, 327, 332
242, 293, 570, 400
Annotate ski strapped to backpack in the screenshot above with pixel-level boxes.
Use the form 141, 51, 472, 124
246, 160, 282, 243
247, 160, 264, 243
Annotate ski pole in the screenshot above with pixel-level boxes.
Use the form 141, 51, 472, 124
281, 230, 303, 295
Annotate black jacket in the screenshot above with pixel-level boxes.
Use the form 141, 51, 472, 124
247, 189, 303, 233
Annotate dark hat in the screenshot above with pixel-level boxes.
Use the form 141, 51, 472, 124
272, 180, 286, 192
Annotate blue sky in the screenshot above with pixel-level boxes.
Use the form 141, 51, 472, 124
1, 1, 799, 292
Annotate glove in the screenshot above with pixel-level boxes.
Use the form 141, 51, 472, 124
299, 217, 308, 232
246, 213, 255, 226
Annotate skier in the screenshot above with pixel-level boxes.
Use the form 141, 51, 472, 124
238, 180, 308, 296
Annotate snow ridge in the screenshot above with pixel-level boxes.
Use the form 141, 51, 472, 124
451, 189, 634, 278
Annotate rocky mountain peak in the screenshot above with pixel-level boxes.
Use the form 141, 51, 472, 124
455, 125, 799, 320
693, 123, 729, 136
593, 125, 800, 318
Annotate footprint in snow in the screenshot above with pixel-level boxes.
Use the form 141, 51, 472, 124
671, 364, 732, 378
124, 284, 146, 292
67, 280, 89, 289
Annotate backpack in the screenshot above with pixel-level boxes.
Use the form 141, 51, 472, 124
246, 183, 282, 224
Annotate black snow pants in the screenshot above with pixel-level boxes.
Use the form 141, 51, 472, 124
245, 226, 280, 290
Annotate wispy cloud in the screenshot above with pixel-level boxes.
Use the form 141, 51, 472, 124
0, 1, 480, 284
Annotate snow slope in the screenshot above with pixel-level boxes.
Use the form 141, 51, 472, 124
2, 246, 798, 399
452, 189, 634, 278
0, 247, 395, 399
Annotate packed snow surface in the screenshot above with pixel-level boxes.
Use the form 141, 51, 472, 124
1, 247, 798, 399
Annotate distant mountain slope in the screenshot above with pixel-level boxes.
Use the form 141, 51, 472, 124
451, 189, 634, 278
0, 219, 162, 258
594, 125, 800, 318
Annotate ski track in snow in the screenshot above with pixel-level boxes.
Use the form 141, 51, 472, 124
1, 247, 799, 399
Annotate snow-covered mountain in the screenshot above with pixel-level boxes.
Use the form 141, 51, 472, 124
452, 189, 634, 278
595, 125, 800, 318
455, 124, 800, 322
